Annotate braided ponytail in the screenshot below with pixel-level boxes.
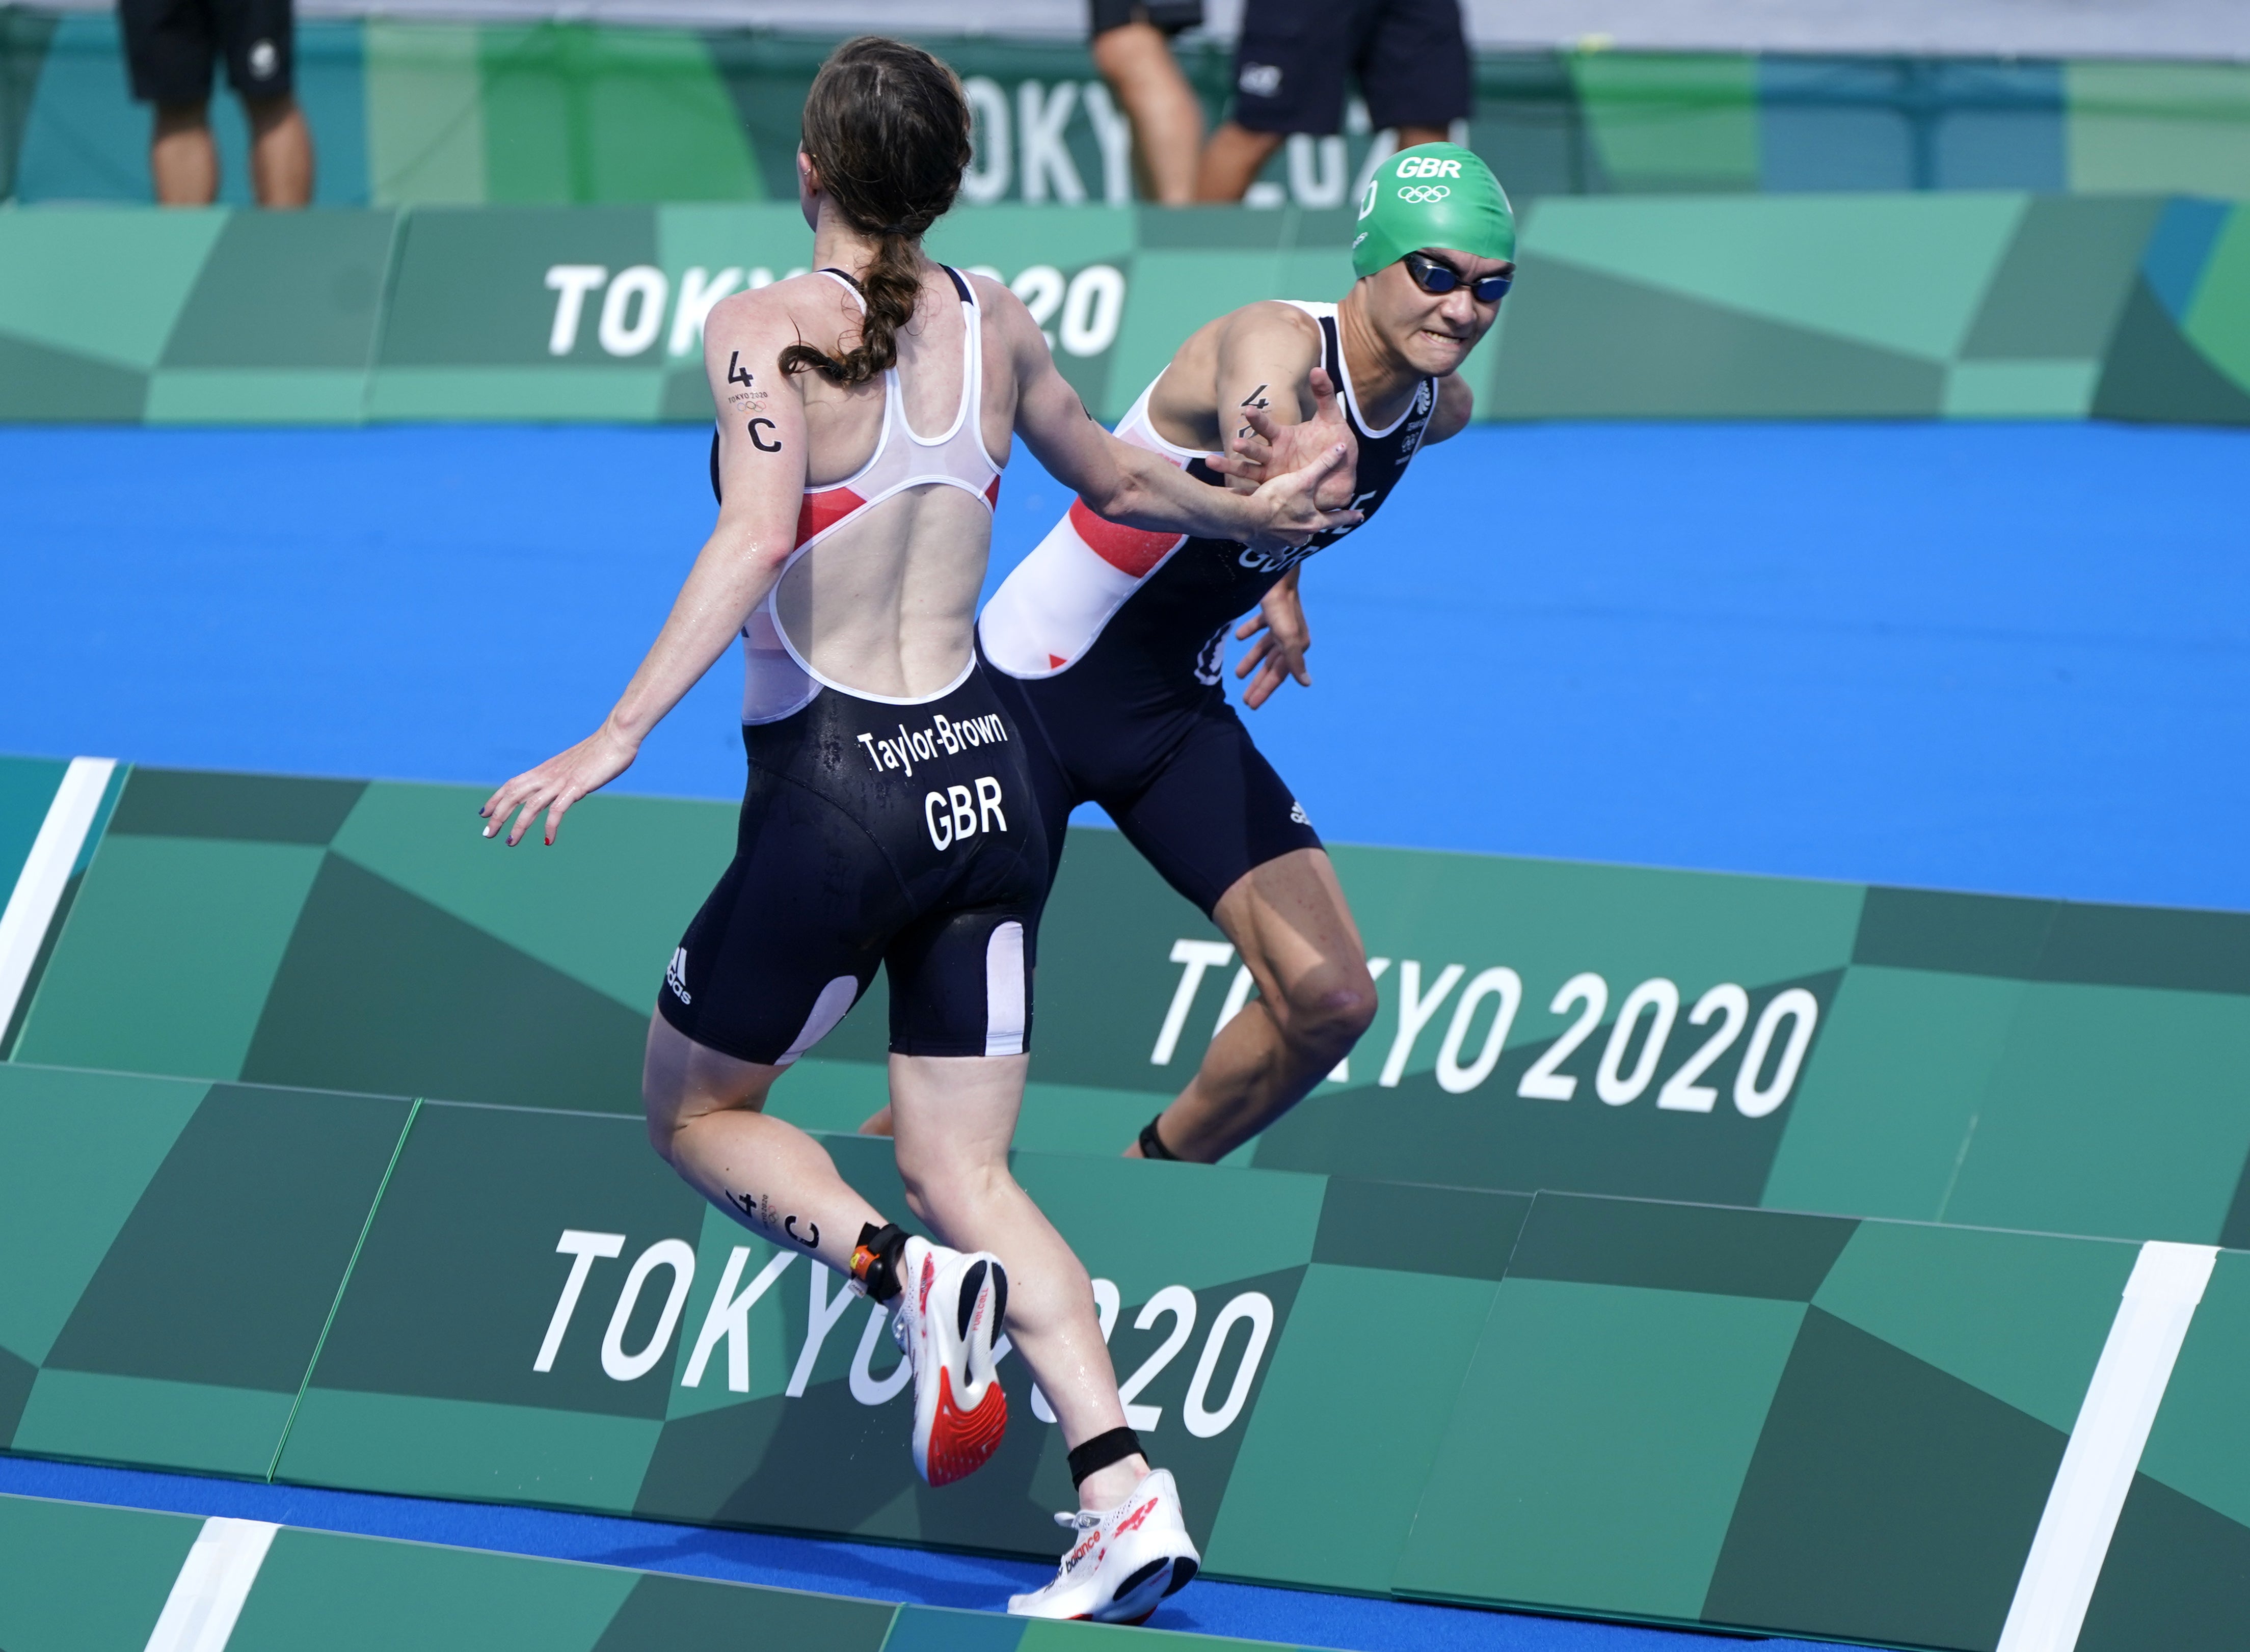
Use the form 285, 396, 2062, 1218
781, 37, 973, 386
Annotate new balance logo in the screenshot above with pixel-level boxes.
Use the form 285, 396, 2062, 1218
665, 948, 692, 1005
1115, 1498, 1158, 1535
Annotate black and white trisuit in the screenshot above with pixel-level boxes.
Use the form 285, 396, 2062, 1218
977, 301, 1438, 913
662, 267, 1046, 1066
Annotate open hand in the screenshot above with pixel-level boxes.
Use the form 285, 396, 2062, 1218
480, 723, 638, 847
1208, 367, 1359, 515
1235, 577, 1311, 709
1244, 438, 1359, 553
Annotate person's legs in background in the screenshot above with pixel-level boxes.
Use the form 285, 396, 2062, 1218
246, 93, 313, 207
149, 101, 219, 203
1089, 2, 1207, 206
147, 93, 310, 207
1357, 0, 1471, 163
1199, 0, 1469, 202
1195, 0, 1356, 201
124, 0, 222, 204
221, 0, 312, 207
125, 0, 313, 205
1194, 122, 1282, 202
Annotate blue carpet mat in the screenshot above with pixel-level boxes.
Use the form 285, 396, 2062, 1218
0, 1456, 1862, 1650
3, 421, 2243, 908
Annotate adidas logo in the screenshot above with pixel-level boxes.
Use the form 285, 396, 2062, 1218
665, 947, 692, 1005
1289, 801, 1310, 826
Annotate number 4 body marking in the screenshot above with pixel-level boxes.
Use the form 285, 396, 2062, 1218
727, 351, 754, 389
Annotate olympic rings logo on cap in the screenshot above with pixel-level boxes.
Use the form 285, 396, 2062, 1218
1396, 184, 1452, 204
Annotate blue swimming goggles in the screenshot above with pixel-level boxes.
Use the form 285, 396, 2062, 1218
1402, 249, 1513, 304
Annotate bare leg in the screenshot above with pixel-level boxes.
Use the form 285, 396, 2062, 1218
865, 852, 1376, 1163
1130, 849, 1376, 1162
246, 94, 314, 208
150, 102, 218, 205
1091, 23, 1205, 206
890, 1052, 1150, 1510
645, 1012, 886, 1275
1195, 121, 1284, 202
651, 1015, 1147, 1509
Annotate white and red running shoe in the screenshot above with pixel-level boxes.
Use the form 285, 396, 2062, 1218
890, 1236, 1009, 1486
1007, 1468, 1201, 1624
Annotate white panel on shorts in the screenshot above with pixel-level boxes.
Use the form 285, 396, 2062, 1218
779, 975, 860, 1066
984, 921, 1027, 1057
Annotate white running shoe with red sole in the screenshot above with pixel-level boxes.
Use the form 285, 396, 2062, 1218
891, 1236, 1009, 1486
1007, 1468, 1201, 1624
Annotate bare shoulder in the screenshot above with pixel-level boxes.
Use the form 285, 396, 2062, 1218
964, 270, 1041, 345
704, 273, 849, 353
963, 267, 1022, 315
1216, 299, 1324, 357
1157, 301, 1323, 429
1427, 372, 1476, 443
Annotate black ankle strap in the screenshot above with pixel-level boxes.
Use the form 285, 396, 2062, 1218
1068, 1426, 1143, 1487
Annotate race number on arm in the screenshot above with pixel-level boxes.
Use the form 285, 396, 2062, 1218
1208, 302, 1327, 482
479, 285, 814, 846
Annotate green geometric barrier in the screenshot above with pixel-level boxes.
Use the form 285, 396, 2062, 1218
12, 762, 2250, 1251
0, 1064, 414, 1478
1389, 1196, 2250, 1651
0, 1491, 1295, 1652
273, 1104, 1386, 1562
0, 1495, 203, 1652
1489, 190, 2250, 422
0, 1058, 1520, 1581
7, 1060, 2249, 1650
1395, 1196, 2135, 1645
0, 193, 2244, 426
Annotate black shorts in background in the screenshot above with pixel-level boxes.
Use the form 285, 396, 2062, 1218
1230, 0, 1470, 136
985, 655, 1323, 922
1089, 0, 1205, 40
121, 0, 295, 106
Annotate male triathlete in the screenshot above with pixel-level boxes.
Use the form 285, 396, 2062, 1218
982, 143, 1514, 1162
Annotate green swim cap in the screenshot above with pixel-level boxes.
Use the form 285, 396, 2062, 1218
1350, 142, 1515, 280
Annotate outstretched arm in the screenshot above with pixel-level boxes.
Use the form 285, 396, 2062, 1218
1193, 305, 1358, 516
990, 281, 1358, 549
480, 291, 810, 846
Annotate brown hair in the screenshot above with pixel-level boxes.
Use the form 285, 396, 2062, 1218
780, 37, 973, 386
